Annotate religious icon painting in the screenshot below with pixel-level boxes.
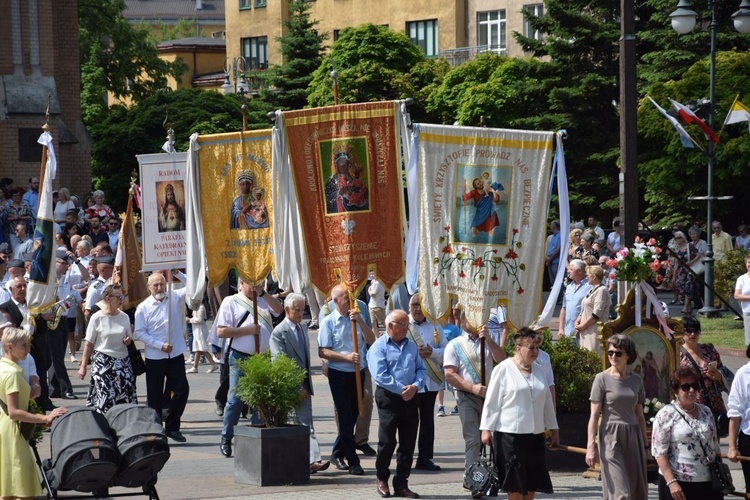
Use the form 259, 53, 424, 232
320, 138, 371, 216
453, 164, 511, 246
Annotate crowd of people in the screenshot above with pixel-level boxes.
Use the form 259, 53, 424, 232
4, 181, 750, 499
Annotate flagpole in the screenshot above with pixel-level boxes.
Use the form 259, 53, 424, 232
717, 94, 740, 138
252, 290, 260, 354
350, 293, 364, 416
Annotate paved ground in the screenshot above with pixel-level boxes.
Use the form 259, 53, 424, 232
34, 291, 750, 499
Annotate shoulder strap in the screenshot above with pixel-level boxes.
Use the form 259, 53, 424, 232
225, 309, 251, 356
670, 403, 712, 459
681, 347, 708, 393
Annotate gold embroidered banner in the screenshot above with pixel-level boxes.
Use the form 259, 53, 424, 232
195, 130, 274, 287
279, 102, 405, 296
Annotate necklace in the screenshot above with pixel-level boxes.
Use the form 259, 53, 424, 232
515, 359, 532, 371
678, 401, 697, 413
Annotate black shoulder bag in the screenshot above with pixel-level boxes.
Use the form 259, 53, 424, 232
672, 404, 734, 495
467, 443, 500, 498
680, 347, 729, 437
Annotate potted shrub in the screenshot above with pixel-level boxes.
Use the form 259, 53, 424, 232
232, 352, 309, 486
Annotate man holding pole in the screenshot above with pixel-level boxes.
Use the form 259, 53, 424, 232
443, 309, 505, 490
318, 284, 375, 476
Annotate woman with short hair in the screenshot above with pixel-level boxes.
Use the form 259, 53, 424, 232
586, 334, 648, 499
574, 265, 611, 355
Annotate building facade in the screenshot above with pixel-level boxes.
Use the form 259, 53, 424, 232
0, 0, 91, 196
225, 0, 541, 71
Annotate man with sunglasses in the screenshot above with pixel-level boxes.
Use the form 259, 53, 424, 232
711, 220, 733, 263
368, 309, 426, 499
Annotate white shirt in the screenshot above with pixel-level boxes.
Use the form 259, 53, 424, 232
728, 362, 750, 435
85, 310, 131, 359
134, 287, 188, 360
536, 348, 555, 387
215, 294, 273, 355
368, 279, 386, 309
591, 225, 605, 245
108, 230, 120, 252
479, 358, 558, 434
736, 274, 750, 314
85, 276, 106, 311
409, 316, 447, 392
443, 332, 495, 384
58, 270, 83, 318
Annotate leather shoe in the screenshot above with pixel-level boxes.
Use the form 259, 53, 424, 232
348, 464, 364, 476
414, 459, 441, 471
331, 456, 349, 470
356, 443, 377, 456
309, 460, 330, 474
220, 438, 232, 457
165, 430, 187, 443
377, 479, 391, 497
393, 487, 419, 498
214, 403, 224, 417
62, 391, 78, 400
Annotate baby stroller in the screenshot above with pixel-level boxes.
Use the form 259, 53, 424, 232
106, 404, 170, 490
42, 407, 120, 497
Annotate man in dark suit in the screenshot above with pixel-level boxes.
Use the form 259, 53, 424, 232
270, 292, 330, 474
0, 275, 55, 410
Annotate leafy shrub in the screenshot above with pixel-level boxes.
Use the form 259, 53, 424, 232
234, 353, 306, 428
715, 249, 749, 303
541, 331, 601, 414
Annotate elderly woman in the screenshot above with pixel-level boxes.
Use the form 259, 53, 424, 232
574, 265, 611, 355
53, 187, 76, 225
652, 366, 722, 500
3, 187, 32, 248
575, 231, 600, 262
78, 283, 137, 413
84, 189, 114, 222
1, 327, 67, 499
568, 228, 583, 262
480, 327, 559, 500
679, 315, 728, 436
735, 255, 750, 346
586, 334, 648, 499
728, 344, 750, 491
736, 224, 750, 251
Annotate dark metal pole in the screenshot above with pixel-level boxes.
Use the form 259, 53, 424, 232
619, 0, 639, 246
700, 0, 720, 316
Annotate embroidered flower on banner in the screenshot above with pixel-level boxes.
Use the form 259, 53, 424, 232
433, 226, 525, 294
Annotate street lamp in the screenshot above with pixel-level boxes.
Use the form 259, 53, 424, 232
670, 0, 750, 316
222, 56, 250, 95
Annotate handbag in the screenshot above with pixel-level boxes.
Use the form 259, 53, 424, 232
719, 365, 735, 393
690, 260, 705, 274
0, 398, 37, 441
127, 341, 146, 377
467, 443, 500, 498
673, 404, 735, 495
681, 347, 729, 437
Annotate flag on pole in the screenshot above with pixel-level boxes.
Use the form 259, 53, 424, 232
669, 98, 720, 143
115, 191, 150, 310
723, 98, 750, 131
648, 97, 695, 149
28, 132, 58, 314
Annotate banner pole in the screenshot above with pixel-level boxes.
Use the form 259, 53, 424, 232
252, 290, 259, 354
350, 294, 363, 416
480, 336, 486, 386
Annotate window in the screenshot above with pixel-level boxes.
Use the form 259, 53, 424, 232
333, 29, 341, 41
239, 0, 250, 9
478, 11, 506, 53
254, 0, 266, 7
406, 20, 438, 57
18, 129, 42, 163
241, 36, 268, 69
524, 4, 544, 41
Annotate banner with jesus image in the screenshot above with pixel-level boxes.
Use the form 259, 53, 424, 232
411, 124, 555, 330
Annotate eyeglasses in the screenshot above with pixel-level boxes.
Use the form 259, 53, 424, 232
679, 382, 700, 392
606, 350, 624, 358
684, 329, 700, 336
108, 295, 125, 301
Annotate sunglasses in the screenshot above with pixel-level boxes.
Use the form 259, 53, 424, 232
606, 350, 624, 358
684, 329, 700, 336
679, 382, 700, 392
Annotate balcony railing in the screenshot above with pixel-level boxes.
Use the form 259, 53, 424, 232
440, 44, 507, 66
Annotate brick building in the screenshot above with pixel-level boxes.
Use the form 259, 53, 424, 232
0, 0, 91, 196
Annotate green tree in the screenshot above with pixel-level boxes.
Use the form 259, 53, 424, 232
307, 24, 425, 106
79, 0, 187, 105
261, 0, 327, 111
89, 89, 272, 211
144, 18, 205, 42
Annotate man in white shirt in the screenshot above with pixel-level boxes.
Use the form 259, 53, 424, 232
587, 216, 606, 248
134, 271, 190, 442
443, 309, 506, 489
368, 273, 386, 328
408, 294, 447, 472
216, 277, 282, 457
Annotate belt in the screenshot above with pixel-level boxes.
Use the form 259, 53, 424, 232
230, 348, 253, 357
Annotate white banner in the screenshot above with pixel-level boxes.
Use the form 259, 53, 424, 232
137, 152, 188, 271
412, 124, 554, 330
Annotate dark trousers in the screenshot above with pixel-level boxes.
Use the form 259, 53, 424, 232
48, 323, 73, 396
31, 323, 53, 409
375, 386, 419, 490
416, 390, 438, 461
329, 367, 364, 467
657, 474, 722, 500
145, 354, 190, 432
739, 431, 750, 490
215, 362, 229, 407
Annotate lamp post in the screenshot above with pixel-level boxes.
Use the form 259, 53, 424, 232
222, 56, 251, 131
670, 0, 750, 316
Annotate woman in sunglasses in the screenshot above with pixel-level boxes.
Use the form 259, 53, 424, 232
679, 316, 728, 435
78, 284, 137, 413
586, 334, 648, 499
651, 367, 722, 500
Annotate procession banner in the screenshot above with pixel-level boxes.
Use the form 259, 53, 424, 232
187, 130, 274, 292
136, 152, 188, 271
115, 192, 150, 310
28, 131, 57, 314
412, 124, 554, 330
273, 101, 408, 297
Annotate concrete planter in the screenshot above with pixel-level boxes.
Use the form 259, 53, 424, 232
233, 424, 310, 486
